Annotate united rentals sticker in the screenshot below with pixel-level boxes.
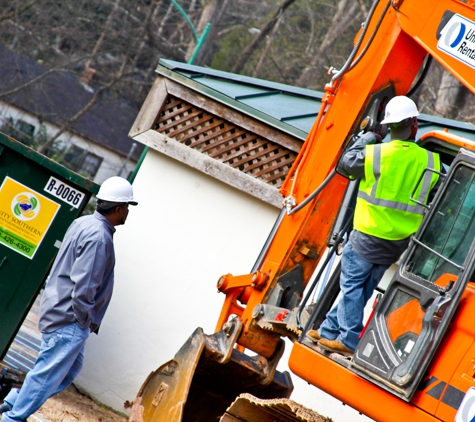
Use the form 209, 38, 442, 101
438, 13, 475, 69
456, 387, 475, 422
0, 177, 60, 259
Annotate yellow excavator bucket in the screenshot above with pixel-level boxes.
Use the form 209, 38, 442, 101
128, 320, 293, 422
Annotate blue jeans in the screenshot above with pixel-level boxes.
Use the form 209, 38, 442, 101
2, 323, 89, 422
319, 241, 389, 351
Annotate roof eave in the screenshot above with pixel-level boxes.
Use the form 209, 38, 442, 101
155, 62, 310, 141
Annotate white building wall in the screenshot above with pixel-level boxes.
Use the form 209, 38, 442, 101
0, 101, 136, 183
75, 149, 372, 422
75, 149, 278, 411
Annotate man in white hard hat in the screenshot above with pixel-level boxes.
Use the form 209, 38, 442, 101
307, 96, 441, 356
0, 176, 137, 421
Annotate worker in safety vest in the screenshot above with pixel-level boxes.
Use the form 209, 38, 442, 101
306, 96, 440, 356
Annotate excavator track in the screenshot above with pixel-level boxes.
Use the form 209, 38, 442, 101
220, 393, 332, 422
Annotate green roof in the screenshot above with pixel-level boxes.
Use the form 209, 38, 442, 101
157, 59, 475, 142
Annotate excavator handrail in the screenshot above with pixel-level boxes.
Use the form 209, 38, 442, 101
295, 214, 353, 331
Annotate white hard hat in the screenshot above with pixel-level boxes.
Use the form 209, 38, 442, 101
381, 96, 419, 124
96, 176, 138, 205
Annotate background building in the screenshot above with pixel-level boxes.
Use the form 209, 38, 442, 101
0, 44, 142, 184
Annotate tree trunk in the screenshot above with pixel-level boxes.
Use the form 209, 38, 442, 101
185, 0, 230, 65
231, 0, 297, 74
130, 1, 159, 69
81, 0, 122, 85
252, 14, 283, 78
434, 70, 469, 119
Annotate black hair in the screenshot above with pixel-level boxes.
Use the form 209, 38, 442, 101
96, 200, 123, 215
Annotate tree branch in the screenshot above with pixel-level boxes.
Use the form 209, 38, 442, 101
0, 0, 40, 24
37, 71, 131, 154
0, 56, 93, 99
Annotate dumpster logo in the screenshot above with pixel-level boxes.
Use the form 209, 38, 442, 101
438, 14, 475, 69
0, 177, 60, 259
12, 193, 40, 221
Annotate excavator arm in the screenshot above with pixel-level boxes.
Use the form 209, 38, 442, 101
130, 1, 475, 421
219, 0, 475, 360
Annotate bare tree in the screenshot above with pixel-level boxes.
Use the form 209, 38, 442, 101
185, 0, 231, 65
252, 13, 283, 78
0, 0, 39, 23
81, 0, 122, 85
296, 0, 361, 88
38, 66, 129, 154
231, 0, 297, 74
434, 71, 469, 119
1, 0, 474, 143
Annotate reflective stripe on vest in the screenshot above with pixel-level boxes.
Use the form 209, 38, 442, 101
354, 141, 440, 240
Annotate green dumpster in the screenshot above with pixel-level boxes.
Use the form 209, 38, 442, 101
0, 133, 99, 359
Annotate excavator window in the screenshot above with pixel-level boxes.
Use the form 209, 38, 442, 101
406, 164, 475, 284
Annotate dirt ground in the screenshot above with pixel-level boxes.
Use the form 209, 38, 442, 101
35, 385, 128, 422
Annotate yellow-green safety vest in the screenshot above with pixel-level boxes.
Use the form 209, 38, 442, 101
354, 141, 440, 241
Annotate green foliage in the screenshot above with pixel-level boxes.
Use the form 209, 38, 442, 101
211, 26, 253, 72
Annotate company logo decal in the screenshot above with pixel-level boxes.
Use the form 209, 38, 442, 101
456, 387, 475, 422
438, 14, 475, 69
0, 177, 60, 259
12, 193, 40, 221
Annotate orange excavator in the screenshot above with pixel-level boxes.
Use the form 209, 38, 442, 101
129, 1, 475, 421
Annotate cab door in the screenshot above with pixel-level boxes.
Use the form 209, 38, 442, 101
352, 148, 475, 401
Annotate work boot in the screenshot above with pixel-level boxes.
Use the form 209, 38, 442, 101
318, 338, 354, 357
306, 330, 321, 343
0, 402, 12, 414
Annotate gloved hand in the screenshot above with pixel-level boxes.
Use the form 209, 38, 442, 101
373, 132, 382, 143
373, 121, 388, 141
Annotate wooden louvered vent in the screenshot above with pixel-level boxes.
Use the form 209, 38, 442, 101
153, 94, 297, 188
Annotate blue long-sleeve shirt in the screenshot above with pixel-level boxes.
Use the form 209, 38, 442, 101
39, 211, 116, 333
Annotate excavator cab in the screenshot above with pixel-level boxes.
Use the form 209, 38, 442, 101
352, 147, 475, 400
289, 135, 475, 421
